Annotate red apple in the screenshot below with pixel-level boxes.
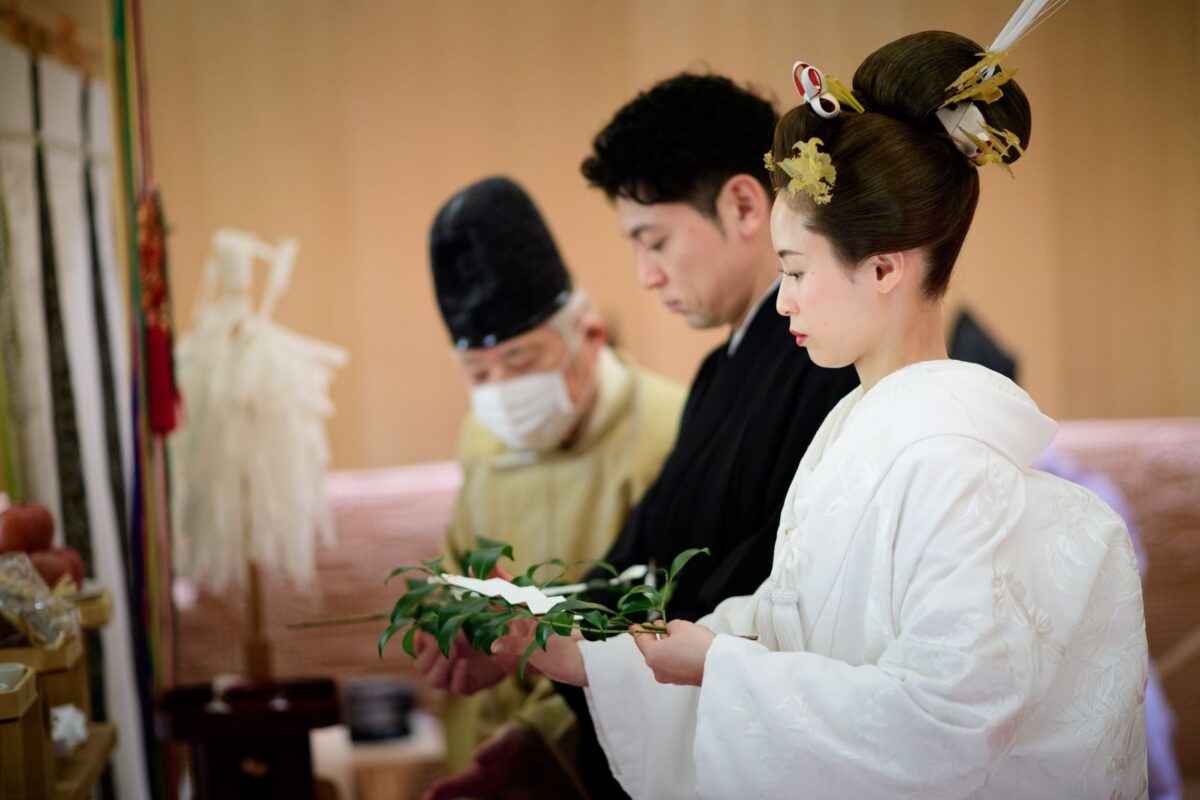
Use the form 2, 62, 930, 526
26, 505, 54, 546
29, 547, 86, 589
0, 507, 26, 552
29, 549, 72, 588
0, 505, 55, 553
57, 547, 86, 585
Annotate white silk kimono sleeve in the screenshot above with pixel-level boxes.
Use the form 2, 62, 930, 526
583, 634, 701, 798
582, 437, 1145, 799
693, 439, 1143, 800
580, 593, 760, 799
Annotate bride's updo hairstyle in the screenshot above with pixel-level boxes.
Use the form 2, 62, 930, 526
770, 31, 1032, 299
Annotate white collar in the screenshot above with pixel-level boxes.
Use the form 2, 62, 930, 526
727, 278, 780, 356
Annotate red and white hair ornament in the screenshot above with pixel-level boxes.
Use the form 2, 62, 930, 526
792, 61, 842, 119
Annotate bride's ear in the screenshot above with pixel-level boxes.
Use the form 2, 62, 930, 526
868, 251, 906, 295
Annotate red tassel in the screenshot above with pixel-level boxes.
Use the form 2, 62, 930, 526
137, 190, 179, 435
146, 324, 177, 434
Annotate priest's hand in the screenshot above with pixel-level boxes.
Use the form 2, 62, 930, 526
632, 619, 716, 687
421, 722, 535, 800
412, 630, 507, 695
492, 617, 588, 687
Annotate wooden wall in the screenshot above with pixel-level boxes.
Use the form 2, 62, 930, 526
129, 0, 1200, 469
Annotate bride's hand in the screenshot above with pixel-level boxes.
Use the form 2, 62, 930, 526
492, 617, 588, 687
632, 619, 716, 687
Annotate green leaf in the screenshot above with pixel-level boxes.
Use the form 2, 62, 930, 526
436, 612, 471, 657
525, 558, 568, 587
617, 582, 660, 619
668, 547, 710, 583
535, 618, 553, 651
465, 538, 515, 579
460, 613, 479, 640
451, 595, 491, 616
547, 611, 574, 637
617, 594, 658, 616
468, 626, 489, 653
469, 611, 510, 652
617, 584, 660, 611
517, 636, 540, 684
617, 584, 655, 603
498, 618, 515, 637
378, 621, 406, 659
401, 623, 420, 658
392, 596, 421, 621
463, 611, 506, 653
580, 610, 608, 641
421, 556, 445, 573
416, 611, 440, 636
384, 564, 423, 585
554, 597, 613, 613
517, 618, 555, 681
393, 582, 437, 618
389, 605, 414, 628
467, 544, 511, 580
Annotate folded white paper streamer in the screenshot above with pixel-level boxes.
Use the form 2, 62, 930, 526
435, 575, 567, 615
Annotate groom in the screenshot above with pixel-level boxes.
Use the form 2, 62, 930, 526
426, 73, 858, 799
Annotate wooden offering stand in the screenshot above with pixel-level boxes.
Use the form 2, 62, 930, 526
52, 723, 116, 800
0, 569, 120, 798
59, 583, 118, 800
1, 635, 90, 717
70, 587, 112, 630
0, 635, 116, 800
0, 664, 55, 800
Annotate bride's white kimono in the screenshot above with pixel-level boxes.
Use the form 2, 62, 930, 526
581, 361, 1147, 800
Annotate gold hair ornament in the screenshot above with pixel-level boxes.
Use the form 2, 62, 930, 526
940, 48, 1016, 108
823, 74, 865, 114
960, 122, 1024, 176
764, 138, 836, 205
937, 49, 1023, 173
936, 0, 1073, 172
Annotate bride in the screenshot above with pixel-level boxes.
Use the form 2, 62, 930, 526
489, 27, 1148, 800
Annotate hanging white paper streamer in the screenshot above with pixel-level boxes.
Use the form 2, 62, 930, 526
39, 56, 150, 800
0, 39, 65, 539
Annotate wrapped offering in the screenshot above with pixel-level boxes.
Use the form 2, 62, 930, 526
0, 552, 81, 649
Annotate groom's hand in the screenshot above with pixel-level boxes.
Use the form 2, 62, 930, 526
413, 630, 507, 694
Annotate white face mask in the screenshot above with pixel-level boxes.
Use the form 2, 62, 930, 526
469, 351, 584, 452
